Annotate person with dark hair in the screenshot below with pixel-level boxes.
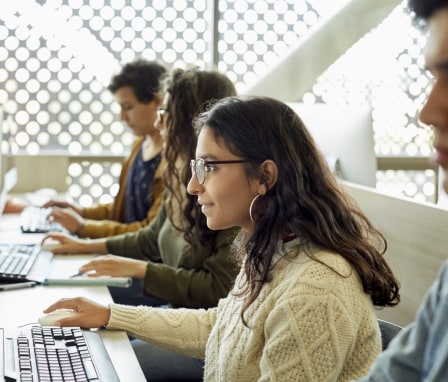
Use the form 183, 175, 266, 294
45, 58, 168, 238
42, 68, 239, 381
42, 96, 399, 381
354, 1, 448, 380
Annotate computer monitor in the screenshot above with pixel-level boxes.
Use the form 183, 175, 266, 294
286, 102, 377, 187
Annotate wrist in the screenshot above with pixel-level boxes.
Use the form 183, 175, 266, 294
75, 221, 85, 236
105, 306, 112, 326
137, 261, 148, 279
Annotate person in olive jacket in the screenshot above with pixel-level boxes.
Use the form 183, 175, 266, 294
42, 68, 239, 381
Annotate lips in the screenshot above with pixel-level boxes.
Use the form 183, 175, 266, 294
198, 200, 213, 213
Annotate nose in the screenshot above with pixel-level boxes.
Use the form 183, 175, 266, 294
187, 172, 201, 196
120, 108, 127, 121
419, 79, 448, 131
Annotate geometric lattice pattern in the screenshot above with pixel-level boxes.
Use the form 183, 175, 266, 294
0, 1, 437, 204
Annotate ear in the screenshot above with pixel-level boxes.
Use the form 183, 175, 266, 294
258, 159, 278, 194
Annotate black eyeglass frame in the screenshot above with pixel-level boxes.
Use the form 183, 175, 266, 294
190, 158, 250, 184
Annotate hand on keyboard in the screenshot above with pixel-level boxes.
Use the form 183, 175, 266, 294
46, 207, 85, 235
20, 207, 64, 234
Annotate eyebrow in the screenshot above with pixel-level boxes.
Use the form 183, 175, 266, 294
196, 154, 217, 160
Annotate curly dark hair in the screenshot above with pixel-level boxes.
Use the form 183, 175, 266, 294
107, 58, 168, 103
162, 68, 237, 244
194, 96, 400, 325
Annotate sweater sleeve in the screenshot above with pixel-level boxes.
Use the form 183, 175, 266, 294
106, 203, 239, 308
143, 227, 239, 308
105, 203, 167, 262
107, 303, 217, 359
82, 203, 113, 221
78, 181, 163, 239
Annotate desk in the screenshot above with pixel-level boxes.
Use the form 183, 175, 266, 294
0, 214, 146, 381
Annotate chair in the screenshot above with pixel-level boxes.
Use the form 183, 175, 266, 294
378, 319, 402, 351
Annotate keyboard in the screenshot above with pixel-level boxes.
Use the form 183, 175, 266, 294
0, 244, 40, 282
1, 325, 119, 382
20, 207, 64, 234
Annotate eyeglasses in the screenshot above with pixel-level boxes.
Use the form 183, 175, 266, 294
190, 158, 250, 184
157, 107, 168, 122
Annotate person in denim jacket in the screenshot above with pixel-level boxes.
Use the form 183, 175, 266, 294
358, 0, 448, 380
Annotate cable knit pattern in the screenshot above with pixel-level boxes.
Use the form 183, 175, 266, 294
107, 250, 381, 381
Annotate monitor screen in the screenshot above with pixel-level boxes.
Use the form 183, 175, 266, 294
286, 102, 377, 187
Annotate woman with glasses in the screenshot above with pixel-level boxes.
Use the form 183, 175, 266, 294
41, 68, 238, 381
44, 58, 168, 239
42, 96, 400, 381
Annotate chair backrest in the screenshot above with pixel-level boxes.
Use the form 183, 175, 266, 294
378, 319, 402, 351
345, 182, 448, 327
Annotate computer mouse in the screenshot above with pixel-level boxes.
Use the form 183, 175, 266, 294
38, 309, 76, 326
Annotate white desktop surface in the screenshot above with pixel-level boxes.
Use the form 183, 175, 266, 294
0, 213, 146, 381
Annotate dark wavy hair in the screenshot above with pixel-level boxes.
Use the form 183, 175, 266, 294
108, 58, 168, 102
162, 68, 237, 244
408, 0, 448, 24
194, 96, 400, 324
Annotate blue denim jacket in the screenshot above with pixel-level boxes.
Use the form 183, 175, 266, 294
358, 260, 448, 381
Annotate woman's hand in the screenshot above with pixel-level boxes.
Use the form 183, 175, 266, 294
41, 233, 99, 254
47, 207, 85, 235
43, 297, 110, 328
4, 198, 28, 213
43, 200, 84, 216
79, 255, 147, 279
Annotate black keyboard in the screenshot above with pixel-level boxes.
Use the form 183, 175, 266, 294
1, 325, 119, 382
0, 244, 39, 282
20, 207, 64, 234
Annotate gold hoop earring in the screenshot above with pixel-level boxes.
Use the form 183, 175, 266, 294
249, 194, 261, 223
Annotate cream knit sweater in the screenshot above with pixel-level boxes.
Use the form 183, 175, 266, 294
108, 250, 381, 381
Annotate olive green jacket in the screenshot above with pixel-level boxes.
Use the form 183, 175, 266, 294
106, 202, 239, 308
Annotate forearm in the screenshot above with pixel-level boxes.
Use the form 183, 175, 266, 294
80, 219, 149, 239
144, 255, 237, 308
82, 204, 112, 220
81, 238, 108, 254
105, 208, 164, 260
106, 229, 160, 261
107, 304, 215, 359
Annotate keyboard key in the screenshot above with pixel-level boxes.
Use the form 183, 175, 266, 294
3, 325, 119, 381
20, 207, 64, 234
